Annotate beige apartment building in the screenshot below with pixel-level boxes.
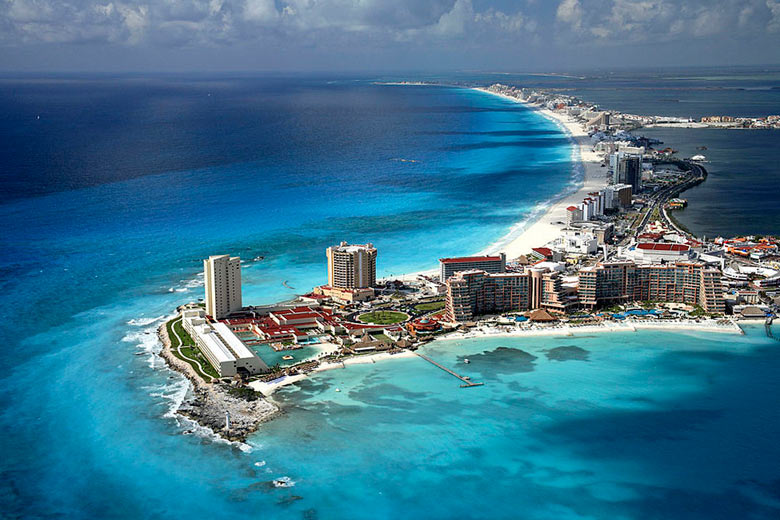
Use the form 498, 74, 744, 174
326, 242, 377, 289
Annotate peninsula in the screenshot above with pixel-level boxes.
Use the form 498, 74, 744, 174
158, 83, 780, 442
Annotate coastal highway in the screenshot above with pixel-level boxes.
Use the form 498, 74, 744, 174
636, 162, 706, 237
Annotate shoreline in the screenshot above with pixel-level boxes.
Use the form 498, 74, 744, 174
153, 84, 761, 443
157, 320, 280, 442
382, 83, 608, 280
385, 85, 605, 284
471, 87, 607, 260
248, 350, 418, 396
435, 318, 744, 342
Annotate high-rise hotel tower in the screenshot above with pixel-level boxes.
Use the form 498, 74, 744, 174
203, 254, 242, 319
326, 242, 377, 289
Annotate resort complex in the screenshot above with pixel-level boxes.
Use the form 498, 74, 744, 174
158, 82, 780, 443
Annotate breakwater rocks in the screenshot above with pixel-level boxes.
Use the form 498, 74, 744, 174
157, 322, 280, 442
178, 388, 279, 442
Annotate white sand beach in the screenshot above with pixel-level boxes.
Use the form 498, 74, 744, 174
473, 88, 608, 259
436, 319, 743, 342
250, 350, 417, 396
382, 86, 607, 285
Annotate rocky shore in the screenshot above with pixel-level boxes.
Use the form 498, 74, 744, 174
157, 321, 280, 442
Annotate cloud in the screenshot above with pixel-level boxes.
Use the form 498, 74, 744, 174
0, 0, 535, 46
243, 0, 277, 23
768, 0, 780, 32
556, 0, 584, 32
553, 0, 780, 45
0, 0, 778, 56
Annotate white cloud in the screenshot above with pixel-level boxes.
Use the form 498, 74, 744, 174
243, 0, 277, 23
553, 0, 780, 45
0, 0, 778, 50
768, 0, 780, 32
556, 0, 583, 31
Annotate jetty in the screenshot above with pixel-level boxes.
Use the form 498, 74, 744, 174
415, 352, 483, 388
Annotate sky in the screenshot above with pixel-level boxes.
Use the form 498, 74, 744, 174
1, 0, 779, 72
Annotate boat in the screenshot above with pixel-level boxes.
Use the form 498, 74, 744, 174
463, 358, 470, 364
335, 388, 341, 392
282, 355, 294, 361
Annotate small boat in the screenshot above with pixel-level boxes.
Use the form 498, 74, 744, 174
253, 256, 264, 261
335, 388, 341, 392
282, 355, 294, 361
463, 358, 470, 364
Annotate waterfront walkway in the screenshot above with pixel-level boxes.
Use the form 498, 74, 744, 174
415, 352, 483, 388
170, 317, 214, 383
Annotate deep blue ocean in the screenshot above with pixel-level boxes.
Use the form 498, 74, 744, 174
1, 73, 779, 519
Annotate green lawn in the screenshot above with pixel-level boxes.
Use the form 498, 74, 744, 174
358, 310, 408, 325
167, 318, 219, 381
414, 301, 445, 312
370, 332, 393, 343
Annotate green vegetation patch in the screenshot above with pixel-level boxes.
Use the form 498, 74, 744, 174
167, 318, 219, 381
369, 332, 393, 343
414, 301, 445, 312
227, 386, 261, 401
358, 310, 408, 325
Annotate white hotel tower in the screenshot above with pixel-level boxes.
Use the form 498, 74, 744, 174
204, 254, 242, 319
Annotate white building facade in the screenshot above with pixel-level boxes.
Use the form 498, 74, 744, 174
182, 309, 268, 377
204, 254, 242, 319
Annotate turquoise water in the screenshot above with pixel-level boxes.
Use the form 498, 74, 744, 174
255, 325, 780, 519
2, 76, 779, 519
0, 78, 578, 517
251, 344, 324, 368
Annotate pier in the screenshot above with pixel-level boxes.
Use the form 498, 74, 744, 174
415, 352, 483, 388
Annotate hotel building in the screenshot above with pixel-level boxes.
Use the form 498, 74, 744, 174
439, 253, 506, 282
326, 242, 377, 289
611, 152, 643, 192
579, 261, 724, 313
445, 267, 575, 322
204, 254, 242, 319
182, 309, 268, 377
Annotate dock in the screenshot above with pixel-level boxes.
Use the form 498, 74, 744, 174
415, 352, 483, 388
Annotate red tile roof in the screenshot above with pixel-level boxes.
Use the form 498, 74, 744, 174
532, 247, 553, 257
637, 243, 689, 252
439, 256, 502, 264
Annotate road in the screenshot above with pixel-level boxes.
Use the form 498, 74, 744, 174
636, 161, 706, 237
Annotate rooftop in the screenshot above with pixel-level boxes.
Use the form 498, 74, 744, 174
439, 255, 503, 264
637, 243, 690, 252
